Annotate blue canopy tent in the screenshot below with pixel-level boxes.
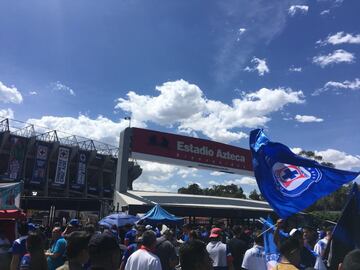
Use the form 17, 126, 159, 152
99, 212, 139, 228
137, 204, 184, 226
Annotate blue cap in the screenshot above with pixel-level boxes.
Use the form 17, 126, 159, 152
28, 223, 37, 231
69, 219, 80, 227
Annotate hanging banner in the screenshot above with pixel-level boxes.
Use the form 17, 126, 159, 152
0, 182, 21, 209
6, 136, 27, 181
70, 151, 87, 191
53, 147, 70, 187
87, 154, 104, 195
30, 143, 50, 185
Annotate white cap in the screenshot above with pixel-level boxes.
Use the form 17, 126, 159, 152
145, 225, 153, 230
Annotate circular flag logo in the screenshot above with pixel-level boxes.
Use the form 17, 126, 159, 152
272, 162, 322, 197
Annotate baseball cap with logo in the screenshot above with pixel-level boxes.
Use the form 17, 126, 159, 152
209, 228, 222, 238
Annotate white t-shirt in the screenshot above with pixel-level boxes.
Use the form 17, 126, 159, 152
241, 245, 267, 270
125, 248, 162, 270
206, 241, 229, 267
314, 238, 328, 257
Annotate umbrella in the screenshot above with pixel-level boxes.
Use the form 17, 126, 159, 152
98, 212, 139, 228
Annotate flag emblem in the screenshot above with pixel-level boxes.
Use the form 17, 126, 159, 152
272, 162, 322, 197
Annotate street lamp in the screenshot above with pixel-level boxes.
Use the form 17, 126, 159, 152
124, 116, 131, 127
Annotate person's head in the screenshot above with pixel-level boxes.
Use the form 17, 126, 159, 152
142, 230, 157, 249
209, 228, 222, 241
84, 223, 96, 235
276, 234, 301, 267
179, 240, 213, 270
254, 231, 264, 246
232, 225, 243, 237
18, 221, 29, 236
88, 233, 121, 270
182, 223, 191, 233
339, 249, 360, 270
325, 226, 333, 240
189, 230, 199, 241
163, 229, 174, 241
303, 225, 316, 243
26, 232, 44, 253
66, 231, 91, 264
52, 227, 62, 240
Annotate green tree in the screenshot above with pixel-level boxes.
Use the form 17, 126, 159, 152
249, 189, 261, 200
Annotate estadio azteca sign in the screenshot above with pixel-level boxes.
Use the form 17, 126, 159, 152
130, 128, 253, 175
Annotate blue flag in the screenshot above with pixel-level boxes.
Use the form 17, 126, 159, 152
262, 217, 280, 266
249, 129, 359, 218
328, 183, 360, 269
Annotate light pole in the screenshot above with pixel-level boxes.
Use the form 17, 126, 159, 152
124, 116, 131, 128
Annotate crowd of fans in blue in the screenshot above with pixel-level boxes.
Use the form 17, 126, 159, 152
0, 218, 359, 270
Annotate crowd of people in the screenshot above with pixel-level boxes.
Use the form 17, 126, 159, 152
0, 218, 359, 270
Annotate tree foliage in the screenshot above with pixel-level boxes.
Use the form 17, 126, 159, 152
178, 183, 246, 199
299, 150, 351, 211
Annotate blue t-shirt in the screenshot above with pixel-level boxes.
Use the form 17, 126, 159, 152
19, 253, 31, 270
47, 237, 67, 270
124, 229, 137, 245
121, 243, 138, 265
12, 236, 27, 258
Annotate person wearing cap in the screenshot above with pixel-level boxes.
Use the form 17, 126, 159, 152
88, 232, 121, 270
56, 231, 91, 270
10, 222, 29, 270
62, 219, 80, 237
206, 228, 233, 270
124, 224, 137, 246
125, 230, 162, 270
313, 227, 332, 259
46, 227, 67, 270
119, 230, 143, 270
241, 232, 267, 270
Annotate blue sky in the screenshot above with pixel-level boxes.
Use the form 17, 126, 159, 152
0, 0, 359, 194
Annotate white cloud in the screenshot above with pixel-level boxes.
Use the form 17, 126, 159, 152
244, 57, 270, 76
116, 80, 304, 143
26, 114, 144, 146
320, 9, 330, 16
224, 176, 257, 186
238, 28, 246, 34
315, 149, 360, 171
29, 91, 38, 95
291, 147, 302, 155
52, 81, 75, 96
295, 115, 324, 123
288, 5, 309, 16
317, 32, 360, 46
0, 81, 23, 104
313, 78, 360, 96
312, 49, 355, 67
210, 171, 226, 176
0, 108, 14, 119
289, 67, 302, 72
133, 181, 174, 192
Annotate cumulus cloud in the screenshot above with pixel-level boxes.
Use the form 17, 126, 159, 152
317, 32, 360, 46
315, 149, 360, 171
52, 81, 75, 96
26, 114, 144, 146
295, 115, 324, 123
312, 49, 355, 67
29, 91, 38, 95
312, 78, 360, 96
115, 79, 305, 143
244, 57, 270, 76
0, 108, 14, 119
288, 5, 309, 16
0, 81, 23, 104
289, 67, 302, 72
